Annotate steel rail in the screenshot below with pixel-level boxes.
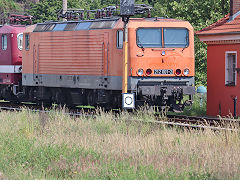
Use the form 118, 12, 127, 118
166, 114, 240, 125
132, 119, 238, 132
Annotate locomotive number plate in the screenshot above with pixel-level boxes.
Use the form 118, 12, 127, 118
154, 69, 173, 74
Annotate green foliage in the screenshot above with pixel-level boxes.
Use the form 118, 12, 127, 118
94, 120, 113, 134
0, 133, 162, 179
169, 94, 207, 116
27, 0, 61, 23
28, 0, 107, 23
195, 37, 207, 87
151, 0, 229, 30
0, 0, 22, 14
0, 133, 218, 179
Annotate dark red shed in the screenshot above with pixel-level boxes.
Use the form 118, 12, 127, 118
196, 0, 240, 116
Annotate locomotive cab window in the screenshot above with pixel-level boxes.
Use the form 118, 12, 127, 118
1, 34, 7, 50
136, 28, 189, 48
17, 33, 23, 50
25, 34, 30, 50
117, 30, 123, 48
225, 52, 237, 86
164, 28, 189, 48
137, 28, 162, 48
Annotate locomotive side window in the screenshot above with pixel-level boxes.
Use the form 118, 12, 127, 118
225, 52, 237, 86
164, 28, 189, 48
90, 21, 116, 29
64, 23, 78, 31
76, 22, 92, 30
53, 23, 67, 31
1, 34, 7, 50
136, 28, 162, 48
17, 33, 23, 50
117, 30, 123, 48
25, 34, 30, 50
44, 24, 55, 31
34, 24, 46, 32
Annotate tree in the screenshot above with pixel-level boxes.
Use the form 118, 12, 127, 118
0, 0, 22, 14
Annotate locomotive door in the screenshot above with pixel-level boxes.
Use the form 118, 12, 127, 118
33, 44, 40, 83
101, 32, 109, 87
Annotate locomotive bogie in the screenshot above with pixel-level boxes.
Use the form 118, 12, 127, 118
9, 85, 122, 108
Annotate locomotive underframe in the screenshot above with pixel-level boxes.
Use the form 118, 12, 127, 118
0, 75, 195, 110
133, 77, 195, 110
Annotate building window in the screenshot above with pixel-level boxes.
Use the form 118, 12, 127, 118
17, 33, 23, 50
1, 34, 7, 50
117, 30, 123, 48
225, 52, 237, 86
25, 34, 30, 50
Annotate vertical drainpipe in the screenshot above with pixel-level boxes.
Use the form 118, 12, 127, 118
62, 0, 67, 21
230, 0, 233, 16
234, 96, 237, 118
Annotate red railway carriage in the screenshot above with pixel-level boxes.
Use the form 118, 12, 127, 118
0, 25, 25, 100
21, 17, 194, 109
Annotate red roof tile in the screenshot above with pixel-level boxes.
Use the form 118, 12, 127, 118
196, 13, 240, 35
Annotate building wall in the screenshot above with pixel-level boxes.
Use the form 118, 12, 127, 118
207, 43, 240, 116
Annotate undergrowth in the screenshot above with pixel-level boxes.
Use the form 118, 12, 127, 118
169, 94, 207, 116
0, 107, 238, 179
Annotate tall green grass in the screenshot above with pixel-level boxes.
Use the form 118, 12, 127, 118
168, 94, 207, 116
0, 108, 239, 179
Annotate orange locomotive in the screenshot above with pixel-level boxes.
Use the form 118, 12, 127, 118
20, 17, 194, 109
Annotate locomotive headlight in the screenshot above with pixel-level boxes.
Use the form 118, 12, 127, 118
146, 68, 152, 75
175, 69, 182, 76
137, 68, 144, 76
183, 68, 190, 76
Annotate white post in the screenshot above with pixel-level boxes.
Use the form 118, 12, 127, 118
62, 0, 67, 21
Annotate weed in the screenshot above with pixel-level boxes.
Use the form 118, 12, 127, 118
0, 107, 239, 179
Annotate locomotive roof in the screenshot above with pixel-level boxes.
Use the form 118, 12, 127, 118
0, 24, 26, 34
33, 17, 120, 32
33, 17, 189, 32
132, 17, 188, 22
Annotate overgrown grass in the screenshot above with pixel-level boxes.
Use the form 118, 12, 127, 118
169, 94, 207, 116
184, 94, 207, 116
0, 107, 239, 179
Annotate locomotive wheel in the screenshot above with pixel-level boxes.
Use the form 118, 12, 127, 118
87, 91, 95, 106
55, 90, 66, 105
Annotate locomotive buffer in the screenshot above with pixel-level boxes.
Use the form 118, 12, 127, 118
121, 0, 135, 109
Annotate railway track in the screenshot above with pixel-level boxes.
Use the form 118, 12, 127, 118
0, 102, 238, 131
167, 114, 240, 126
165, 114, 239, 131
